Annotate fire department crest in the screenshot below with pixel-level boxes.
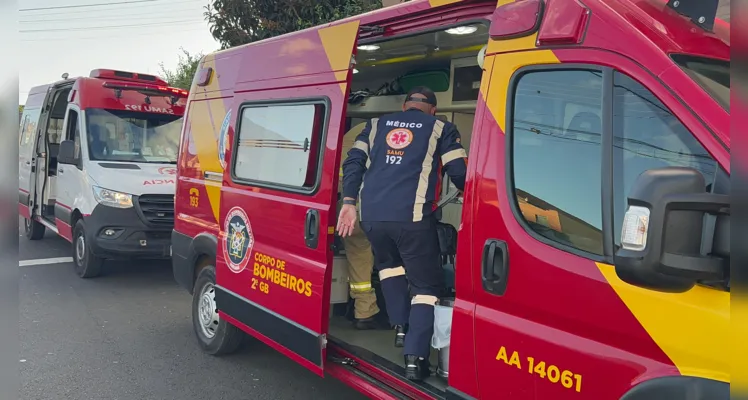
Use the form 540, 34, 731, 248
385, 128, 413, 150
222, 206, 253, 273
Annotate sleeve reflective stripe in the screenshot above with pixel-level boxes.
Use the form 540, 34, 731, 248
365, 118, 379, 170
379, 266, 406, 280
359, 117, 379, 220
413, 120, 444, 222
411, 294, 439, 306
353, 140, 369, 156
441, 148, 467, 165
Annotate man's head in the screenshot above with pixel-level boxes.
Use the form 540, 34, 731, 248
403, 86, 437, 115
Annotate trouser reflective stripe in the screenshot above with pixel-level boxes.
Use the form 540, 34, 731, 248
379, 266, 405, 280
405, 294, 439, 358
411, 294, 438, 306
349, 281, 372, 292
378, 266, 409, 325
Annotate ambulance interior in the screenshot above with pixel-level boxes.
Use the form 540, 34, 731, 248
38, 86, 73, 221
329, 23, 488, 389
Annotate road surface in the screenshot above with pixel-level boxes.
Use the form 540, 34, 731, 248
19, 222, 365, 400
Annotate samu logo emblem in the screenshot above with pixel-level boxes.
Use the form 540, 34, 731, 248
222, 206, 253, 273
386, 128, 413, 150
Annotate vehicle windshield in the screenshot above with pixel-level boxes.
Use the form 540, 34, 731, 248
671, 54, 730, 112
85, 108, 182, 163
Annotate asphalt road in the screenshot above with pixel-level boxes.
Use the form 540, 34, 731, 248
19, 221, 366, 400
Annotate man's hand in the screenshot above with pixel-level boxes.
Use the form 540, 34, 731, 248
336, 204, 358, 237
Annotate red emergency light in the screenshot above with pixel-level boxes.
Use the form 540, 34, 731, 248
157, 85, 190, 97
90, 68, 169, 86
101, 81, 189, 106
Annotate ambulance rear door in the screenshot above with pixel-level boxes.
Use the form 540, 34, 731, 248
211, 21, 360, 376
18, 102, 43, 216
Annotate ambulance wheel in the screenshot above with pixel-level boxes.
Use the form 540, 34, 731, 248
192, 265, 244, 355
24, 217, 45, 240
72, 220, 103, 279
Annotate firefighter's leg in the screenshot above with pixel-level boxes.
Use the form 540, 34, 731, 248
360, 221, 410, 333
396, 218, 445, 381
342, 219, 380, 321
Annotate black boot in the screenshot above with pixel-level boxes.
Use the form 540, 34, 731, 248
404, 354, 430, 381
394, 325, 407, 347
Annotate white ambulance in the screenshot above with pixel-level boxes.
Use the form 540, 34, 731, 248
18, 69, 187, 278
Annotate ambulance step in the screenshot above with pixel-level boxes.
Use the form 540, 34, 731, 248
330, 357, 412, 400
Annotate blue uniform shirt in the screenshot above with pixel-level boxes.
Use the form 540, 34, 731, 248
342, 109, 468, 222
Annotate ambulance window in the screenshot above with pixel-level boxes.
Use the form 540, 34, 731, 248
20, 108, 40, 148
73, 123, 81, 159
66, 110, 80, 158
511, 69, 604, 256
612, 72, 718, 247
19, 114, 30, 145
233, 102, 326, 190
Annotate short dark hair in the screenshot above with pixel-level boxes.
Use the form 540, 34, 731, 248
404, 86, 437, 106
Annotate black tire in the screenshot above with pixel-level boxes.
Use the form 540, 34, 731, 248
72, 220, 103, 279
192, 265, 244, 355
24, 217, 45, 240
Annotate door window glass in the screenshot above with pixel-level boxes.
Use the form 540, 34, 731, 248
66, 110, 78, 140
66, 110, 80, 160
73, 122, 81, 159
612, 72, 718, 246
19, 114, 30, 145
511, 69, 604, 255
19, 108, 40, 147
233, 102, 326, 190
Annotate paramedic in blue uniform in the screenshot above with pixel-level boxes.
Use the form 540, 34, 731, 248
337, 86, 467, 381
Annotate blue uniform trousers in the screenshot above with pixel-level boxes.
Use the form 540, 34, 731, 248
360, 217, 445, 359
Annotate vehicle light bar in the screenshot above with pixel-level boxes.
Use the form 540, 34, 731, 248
90, 68, 168, 86
102, 82, 189, 98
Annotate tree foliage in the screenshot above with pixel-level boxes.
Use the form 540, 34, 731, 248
159, 48, 205, 90
205, 0, 382, 49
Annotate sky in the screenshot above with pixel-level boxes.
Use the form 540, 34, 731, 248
19, 0, 221, 104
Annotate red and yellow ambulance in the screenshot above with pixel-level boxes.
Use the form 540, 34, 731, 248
172, 0, 730, 398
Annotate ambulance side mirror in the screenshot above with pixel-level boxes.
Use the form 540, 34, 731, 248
614, 167, 729, 293
58, 140, 80, 167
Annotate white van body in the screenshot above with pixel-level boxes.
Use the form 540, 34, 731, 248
19, 70, 187, 278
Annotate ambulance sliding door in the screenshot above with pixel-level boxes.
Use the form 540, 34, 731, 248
213, 21, 361, 376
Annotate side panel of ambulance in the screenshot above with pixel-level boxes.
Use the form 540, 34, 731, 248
172, 19, 361, 373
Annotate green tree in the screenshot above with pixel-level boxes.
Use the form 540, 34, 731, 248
159, 48, 205, 90
19, 105, 23, 114
204, 0, 382, 49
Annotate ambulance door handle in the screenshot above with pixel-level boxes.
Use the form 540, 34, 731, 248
305, 209, 320, 249
481, 239, 509, 296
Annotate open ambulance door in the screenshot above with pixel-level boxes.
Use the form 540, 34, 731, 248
212, 20, 360, 377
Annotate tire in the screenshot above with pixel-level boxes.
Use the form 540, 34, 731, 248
72, 220, 103, 279
192, 265, 244, 355
24, 217, 45, 240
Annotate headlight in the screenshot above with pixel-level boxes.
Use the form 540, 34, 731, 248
92, 186, 133, 209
